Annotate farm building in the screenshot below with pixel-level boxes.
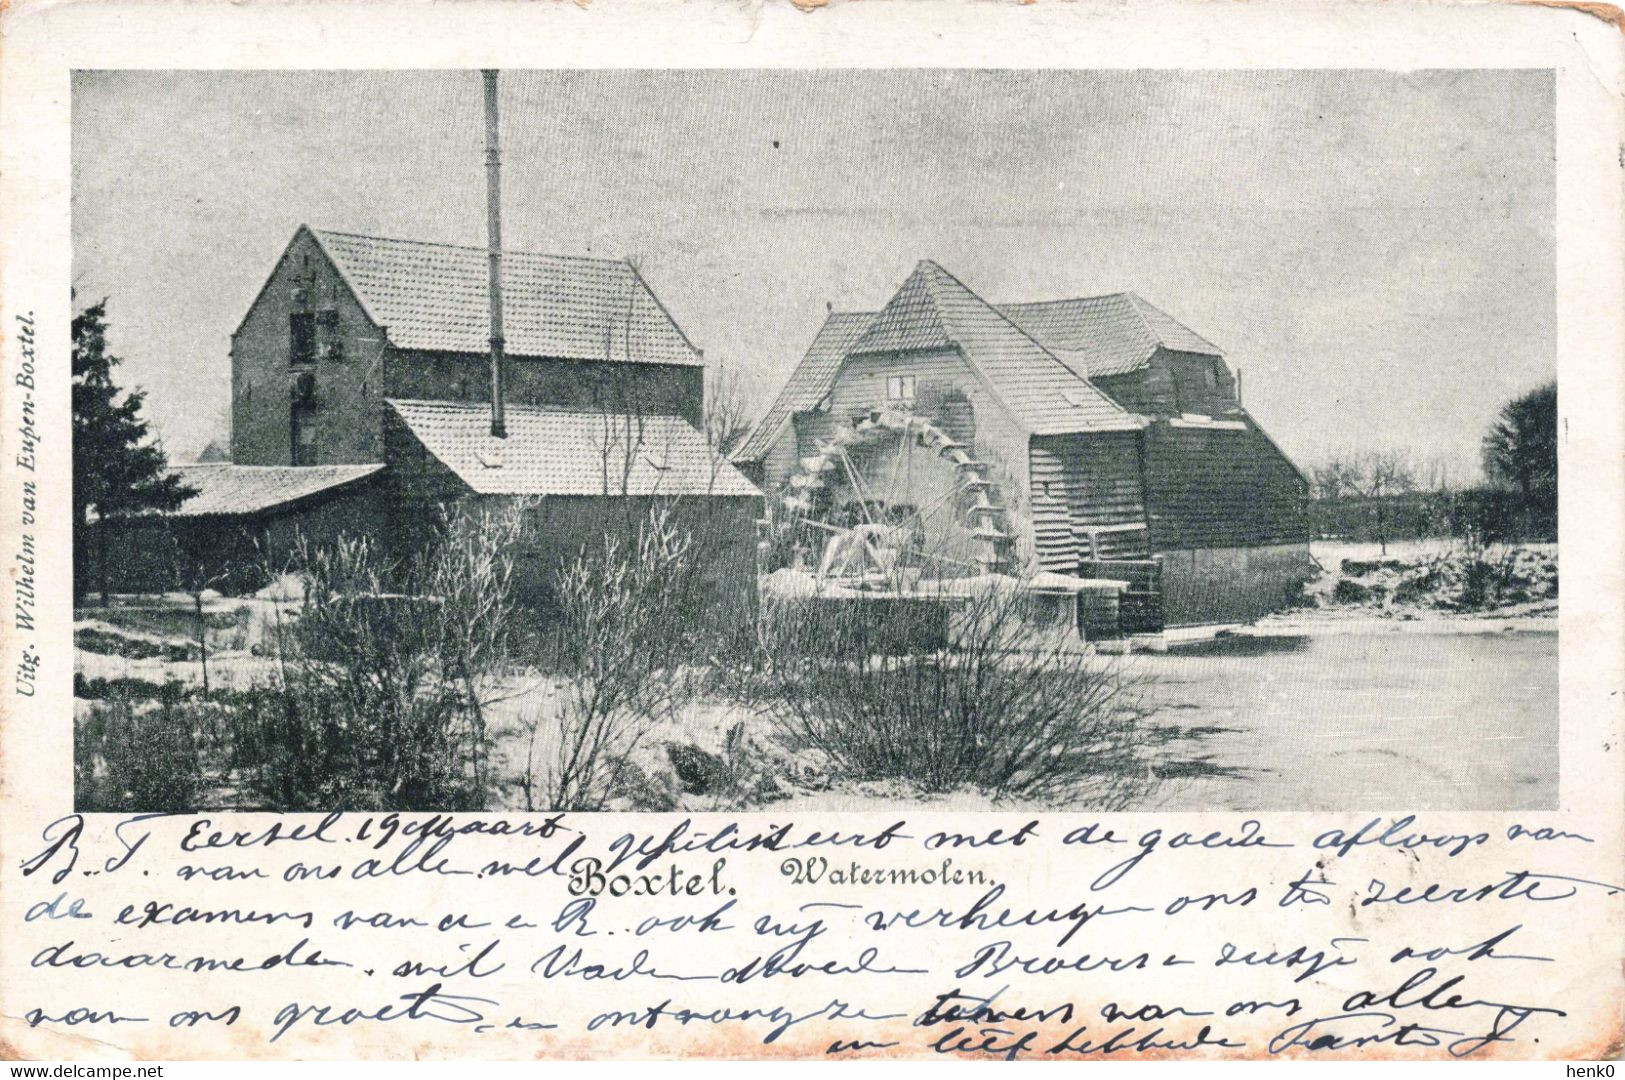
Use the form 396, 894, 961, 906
88, 462, 387, 597
733, 259, 1312, 627
91, 226, 760, 607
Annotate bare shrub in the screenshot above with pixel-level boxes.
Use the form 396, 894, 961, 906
75, 693, 202, 812
757, 580, 1155, 808
219, 681, 388, 809
1451, 536, 1528, 612
417, 501, 528, 789
522, 502, 705, 811
238, 501, 528, 810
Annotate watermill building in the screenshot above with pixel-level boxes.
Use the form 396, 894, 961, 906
734, 259, 1312, 627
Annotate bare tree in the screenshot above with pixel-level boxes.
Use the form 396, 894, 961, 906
1312, 449, 1419, 554
592, 258, 655, 517
704, 362, 752, 487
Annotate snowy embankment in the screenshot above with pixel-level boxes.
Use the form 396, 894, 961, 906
1247, 540, 1557, 635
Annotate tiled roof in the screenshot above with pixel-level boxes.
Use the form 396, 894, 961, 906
914, 261, 1142, 436
387, 399, 760, 498
308, 228, 702, 367
848, 270, 951, 355
168, 463, 385, 517
732, 311, 874, 464
1127, 295, 1223, 356
735, 273, 1221, 462
997, 293, 1222, 378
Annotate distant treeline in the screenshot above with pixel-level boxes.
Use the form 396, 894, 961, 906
1311, 487, 1556, 544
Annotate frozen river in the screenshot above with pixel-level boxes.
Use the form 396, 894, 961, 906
1138, 628, 1559, 812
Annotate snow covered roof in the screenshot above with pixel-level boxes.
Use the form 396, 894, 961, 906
303, 227, 702, 367
167, 463, 384, 517
387, 399, 760, 498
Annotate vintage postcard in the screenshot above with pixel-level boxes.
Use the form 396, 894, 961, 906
1, 0, 1620, 1064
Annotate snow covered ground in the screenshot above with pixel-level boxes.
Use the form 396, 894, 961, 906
75, 540, 1558, 813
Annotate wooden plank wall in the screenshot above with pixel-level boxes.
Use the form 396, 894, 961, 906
824, 347, 973, 423
1030, 432, 1149, 569
756, 424, 802, 491
1090, 349, 1238, 418
1142, 421, 1310, 551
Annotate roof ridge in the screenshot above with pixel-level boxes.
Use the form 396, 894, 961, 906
309, 226, 633, 269
918, 261, 1139, 427
1121, 293, 1165, 353
1124, 293, 1224, 355
995, 291, 1134, 310
173, 462, 381, 471
925, 263, 1128, 388
847, 262, 952, 355
298, 227, 703, 366
387, 397, 688, 419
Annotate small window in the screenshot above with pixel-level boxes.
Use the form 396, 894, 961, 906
290, 312, 316, 366
886, 374, 917, 406
317, 309, 344, 361
291, 371, 316, 406
1204, 364, 1217, 390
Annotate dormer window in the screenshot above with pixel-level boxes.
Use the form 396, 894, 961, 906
886, 374, 916, 408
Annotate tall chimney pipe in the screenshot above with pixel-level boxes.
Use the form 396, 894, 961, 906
483, 69, 507, 439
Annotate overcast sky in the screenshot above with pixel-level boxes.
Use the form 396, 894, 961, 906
73, 68, 1553, 478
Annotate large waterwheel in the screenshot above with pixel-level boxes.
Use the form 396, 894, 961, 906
764, 409, 1018, 586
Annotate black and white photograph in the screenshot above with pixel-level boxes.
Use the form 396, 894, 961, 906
8, 0, 1622, 1065
70, 67, 1558, 816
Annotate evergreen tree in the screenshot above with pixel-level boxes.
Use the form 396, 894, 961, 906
73, 298, 194, 602
1481, 381, 1557, 509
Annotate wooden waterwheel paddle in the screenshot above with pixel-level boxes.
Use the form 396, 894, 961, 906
769, 409, 1017, 584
